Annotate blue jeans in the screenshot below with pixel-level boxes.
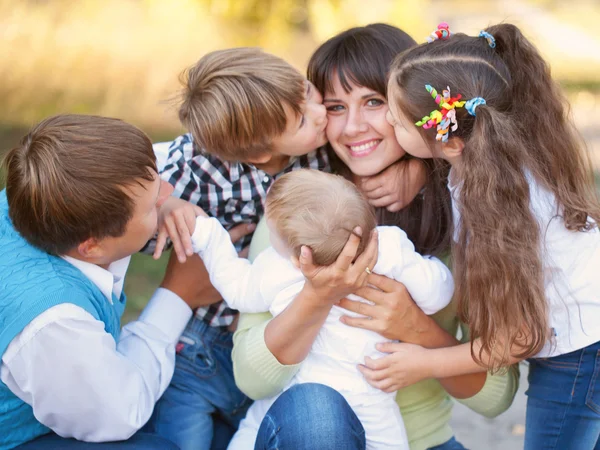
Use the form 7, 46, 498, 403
525, 340, 600, 449
255, 383, 366, 449
427, 436, 467, 450
253, 382, 466, 450
144, 317, 251, 450
14, 432, 177, 449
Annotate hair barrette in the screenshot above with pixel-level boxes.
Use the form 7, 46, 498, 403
415, 85, 465, 143
478, 30, 496, 48
415, 85, 487, 141
426, 22, 452, 43
465, 97, 486, 116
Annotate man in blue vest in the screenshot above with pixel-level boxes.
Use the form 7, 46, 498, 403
0, 114, 237, 449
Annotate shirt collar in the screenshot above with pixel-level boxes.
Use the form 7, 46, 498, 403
61, 255, 131, 304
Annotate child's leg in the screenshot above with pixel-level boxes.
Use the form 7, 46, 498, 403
144, 317, 251, 450
525, 340, 600, 449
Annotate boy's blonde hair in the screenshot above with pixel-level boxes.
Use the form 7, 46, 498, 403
178, 47, 306, 161
265, 170, 377, 266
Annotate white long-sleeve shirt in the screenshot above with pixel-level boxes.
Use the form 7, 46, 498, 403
449, 172, 600, 357
0, 256, 192, 442
192, 217, 454, 449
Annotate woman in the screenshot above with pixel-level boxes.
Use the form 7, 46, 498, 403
232, 24, 520, 450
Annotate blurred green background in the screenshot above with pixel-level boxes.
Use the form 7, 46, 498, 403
1, 0, 599, 321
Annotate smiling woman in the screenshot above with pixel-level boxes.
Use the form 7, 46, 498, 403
308, 23, 451, 257
324, 79, 405, 177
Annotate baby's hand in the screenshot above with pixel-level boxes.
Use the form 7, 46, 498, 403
154, 196, 207, 262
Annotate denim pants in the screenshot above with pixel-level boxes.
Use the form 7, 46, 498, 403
253, 382, 465, 450
525, 340, 600, 449
15, 432, 177, 449
145, 317, 252, 450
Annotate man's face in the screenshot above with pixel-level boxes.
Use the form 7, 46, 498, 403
94, 173, 173, 264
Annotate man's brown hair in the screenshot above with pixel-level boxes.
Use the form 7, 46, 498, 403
3, 114, 157, 255
178, 47, 305, 161
266, 169, 377, 266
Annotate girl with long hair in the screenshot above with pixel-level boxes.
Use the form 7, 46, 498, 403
383, 22, 600, 448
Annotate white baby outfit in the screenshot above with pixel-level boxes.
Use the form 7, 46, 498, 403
191, 217, 454, 449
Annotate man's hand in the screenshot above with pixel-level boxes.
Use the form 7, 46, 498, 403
154, 196, 207, 262
159, 222, 256, 310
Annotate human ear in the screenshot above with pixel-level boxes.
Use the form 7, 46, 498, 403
77, 238, 104, 259
441, 137, 465, 160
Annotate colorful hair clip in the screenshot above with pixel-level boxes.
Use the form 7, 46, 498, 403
478, 30, 496, 48
465, 97, 486, 116
426, 22, 452, 43
415, 85, 466, 142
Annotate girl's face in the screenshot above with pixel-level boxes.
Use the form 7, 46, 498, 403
386, 83, 434, 159
324, 76, 406, 177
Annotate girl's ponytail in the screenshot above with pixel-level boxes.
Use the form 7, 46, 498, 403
486, 23, 600, 229
454, 102, 548, 369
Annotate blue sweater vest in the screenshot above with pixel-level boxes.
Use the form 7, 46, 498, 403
0, 190, 127, 449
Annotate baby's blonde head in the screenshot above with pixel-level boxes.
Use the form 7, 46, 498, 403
265, 170, 377, 266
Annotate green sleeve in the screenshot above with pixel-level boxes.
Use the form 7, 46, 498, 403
231, 312, 302, 400
453, 321, 521, 418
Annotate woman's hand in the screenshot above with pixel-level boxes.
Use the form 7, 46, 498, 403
358, 342, 435, 392
337, 273, 438, 344
358, 158, 426, 212
264, 227, 378, 365
297, 227, 379, 307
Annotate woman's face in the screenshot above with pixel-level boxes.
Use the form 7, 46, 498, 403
324, 75, 406, 177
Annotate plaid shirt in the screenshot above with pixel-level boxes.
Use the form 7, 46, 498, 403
153, 133, 330, 328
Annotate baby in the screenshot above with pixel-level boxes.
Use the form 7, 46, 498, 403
191, 169, 454, 449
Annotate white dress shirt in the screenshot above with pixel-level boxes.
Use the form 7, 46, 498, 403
191, 217, 454, 449
0, 255, 192, 442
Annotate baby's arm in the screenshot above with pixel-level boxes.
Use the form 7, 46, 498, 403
378, 227, 454, 315
191, 217, 271, 313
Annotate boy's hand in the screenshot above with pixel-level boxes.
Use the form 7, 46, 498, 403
154, 196, 207, 262
297, 227, 378, 306
358, 158, 427, 212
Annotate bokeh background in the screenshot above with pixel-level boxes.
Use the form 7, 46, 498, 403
1, 0, 599, 447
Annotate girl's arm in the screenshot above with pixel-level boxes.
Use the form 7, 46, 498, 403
337, 274, 486, 398
454, 320, 520, 418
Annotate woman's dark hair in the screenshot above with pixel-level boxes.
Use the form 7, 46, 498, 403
307, 23, 452, 257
